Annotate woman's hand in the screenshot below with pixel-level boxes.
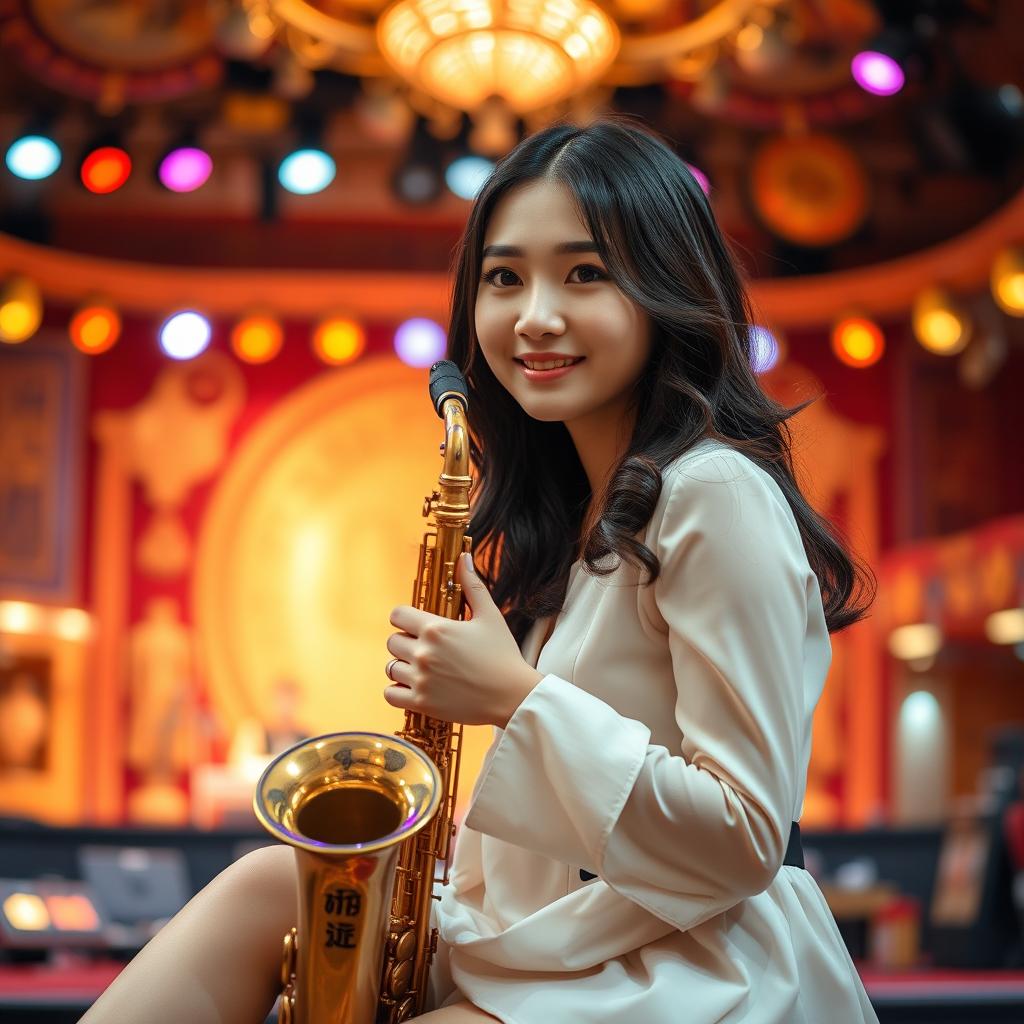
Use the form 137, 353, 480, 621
384, 553, 543, 728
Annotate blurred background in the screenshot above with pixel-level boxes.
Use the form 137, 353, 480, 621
0, 0, 1022, 1020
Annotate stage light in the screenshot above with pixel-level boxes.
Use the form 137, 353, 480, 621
313, 317, 365, 365
53, 608, 93, 643
985, 608, 1024, 645
444, 156, 494, 201
278, 148, 335, 195
831, 315, 885, 368
912, 287, 971, 355
158, 146, 213, 193
232, 314, 283, 364
685, 162, 711, 196
749, 325, 781, 374
888, 623, 942, 663
5, 135, 61, 180
851, 51, 904, 97
394, 318, 446, 368
159, 311, 212, 360
0, 276, 43, 344
70, 298, 121, 354
991, 246, 1024, 316
0, 601, 43, 634
2, 892, 49, 932
80, 145, 132, 194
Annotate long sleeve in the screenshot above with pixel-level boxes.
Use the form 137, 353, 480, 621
463, 450, 825, 934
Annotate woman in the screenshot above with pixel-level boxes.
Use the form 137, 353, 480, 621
82, 114, 878, 1024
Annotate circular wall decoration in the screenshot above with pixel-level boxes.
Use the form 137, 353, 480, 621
750, 133, 870, 247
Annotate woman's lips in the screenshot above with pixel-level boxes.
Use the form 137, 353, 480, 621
516, 357, 585, 381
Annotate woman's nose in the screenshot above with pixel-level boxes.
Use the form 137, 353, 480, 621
515, 284, 566, 338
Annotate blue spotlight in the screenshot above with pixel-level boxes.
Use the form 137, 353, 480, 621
6, 135, 62, 180
278, 148, 336, 195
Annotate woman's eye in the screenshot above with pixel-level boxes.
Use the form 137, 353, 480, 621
480, 264, 606, 287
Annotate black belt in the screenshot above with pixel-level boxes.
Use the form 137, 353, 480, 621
579, 821, 805, 882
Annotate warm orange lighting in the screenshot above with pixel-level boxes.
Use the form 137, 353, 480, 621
0, 275, 43, 344
0, 600, 43, 634
912, 286, 971, 355
831, 315, 885, 368
3, 892, 49, 931
991, 245, 1024, 316
44, 893, 100, 932
70, 301, 121, 354
376, 0, 620, 115
232, 315, 283, 364
53, 608, 93, 642
313, 317, 366, 365
81, 146, 132, 194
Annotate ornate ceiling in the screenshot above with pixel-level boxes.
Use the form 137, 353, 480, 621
0, 0, 1021, 278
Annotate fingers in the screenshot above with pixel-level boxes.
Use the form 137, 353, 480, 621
386, 632, 416, 662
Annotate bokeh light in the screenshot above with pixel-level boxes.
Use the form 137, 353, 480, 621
831, 315, 885, 368
80, 146, 132, 194
991, 246, 1024, 316
912, 287, 971, 355
445, 156, 495, 200
394, 318, 447, 368
5, 135, 61, 180
279, 148, 336, 195
0, 276, 43, 344
749, 325, 781, 374
232, 314, 284, 363
160, 311, 212, 360
70, 300, 121, 354
313, 317, 365, 365
851, 51, 905, 97
158, 147, 213, 192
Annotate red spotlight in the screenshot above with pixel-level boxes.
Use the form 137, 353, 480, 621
80, 146, 132, 194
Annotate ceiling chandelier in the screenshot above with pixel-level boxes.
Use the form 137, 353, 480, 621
243, 0, 784, 119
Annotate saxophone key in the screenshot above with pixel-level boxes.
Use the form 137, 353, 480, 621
387, 957, 414, 997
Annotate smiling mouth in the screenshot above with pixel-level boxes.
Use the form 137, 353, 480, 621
514, 357, 585, 370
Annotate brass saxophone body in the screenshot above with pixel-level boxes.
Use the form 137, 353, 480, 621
254, 360, 472, 1024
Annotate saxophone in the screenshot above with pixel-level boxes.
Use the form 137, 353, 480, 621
254, 359, 472, 1024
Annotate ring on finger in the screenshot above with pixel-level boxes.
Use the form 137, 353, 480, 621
385, 658, 401, 682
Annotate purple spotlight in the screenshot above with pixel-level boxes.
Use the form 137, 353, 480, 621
851, 51, 905, 97
394, 318, 446, 368
159, 147, 213, 193
685, 162, 710, 196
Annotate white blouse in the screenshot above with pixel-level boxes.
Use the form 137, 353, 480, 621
426, 438, 878, 1023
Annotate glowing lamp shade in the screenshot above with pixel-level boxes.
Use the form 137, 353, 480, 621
160, 311, 211, 360
375, 0, 620, 116
912, 287, 971, 355
232, 315, 283, 363
70, 300, 121, 354
749, 325, 781, 374
6, 135, 61, 180
80, 146, 132, 194
313, 317, 365, 365
831, 316, 885, 368
0, 276, 43, 344
445, 156, 495, 200
158, 147, 213, 192
991, 246, 1024, 316
851, 51, 905, 97
394, 318, 446, 368
279, 149, 336, 195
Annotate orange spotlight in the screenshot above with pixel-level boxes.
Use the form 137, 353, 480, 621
70, 299, 121, 354
80, 146, 131, 194
0, 275, 43, 344
313, 316, 365, 365
912, 286, 971, 355
232, 314, 283, 364
831, 314, 885, 368
991, 245, 1024, 316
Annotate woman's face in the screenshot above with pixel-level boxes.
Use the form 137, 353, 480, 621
474, 179, 652, 432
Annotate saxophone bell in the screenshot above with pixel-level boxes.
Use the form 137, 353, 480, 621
254, 733, 442, 1024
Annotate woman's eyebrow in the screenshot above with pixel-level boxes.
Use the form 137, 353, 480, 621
481, 240, 599, 258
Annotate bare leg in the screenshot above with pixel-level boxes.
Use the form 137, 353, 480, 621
80, 844, 297, 1024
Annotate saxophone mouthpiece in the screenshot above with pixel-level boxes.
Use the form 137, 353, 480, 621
429, 360, 469, 418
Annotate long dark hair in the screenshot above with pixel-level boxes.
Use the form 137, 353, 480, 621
446, 113, 875, 645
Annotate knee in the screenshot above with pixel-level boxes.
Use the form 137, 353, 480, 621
220, 843, 297, 924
